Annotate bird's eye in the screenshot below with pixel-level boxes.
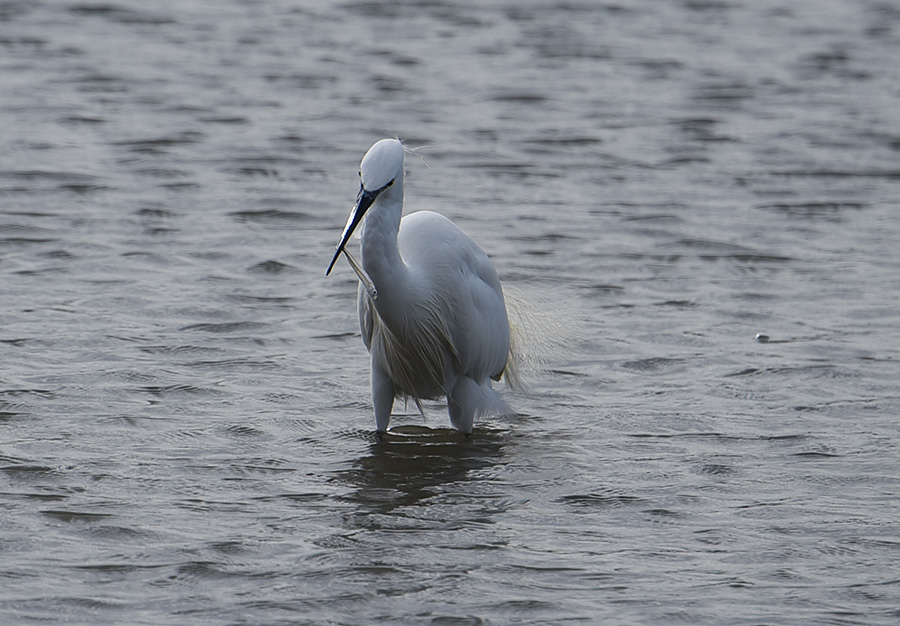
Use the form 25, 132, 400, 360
358, 170, 361, 178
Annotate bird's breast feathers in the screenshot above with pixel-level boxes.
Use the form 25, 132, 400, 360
368, 297, 458, 400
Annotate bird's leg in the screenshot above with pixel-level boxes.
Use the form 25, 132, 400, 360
342, 249, 377, 301
447, 379, 476, 435
371, 360, 394, 433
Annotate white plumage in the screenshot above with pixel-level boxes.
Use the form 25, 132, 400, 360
327, 138, 514, 433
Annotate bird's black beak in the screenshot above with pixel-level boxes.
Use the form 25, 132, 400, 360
326, 186, 378, 276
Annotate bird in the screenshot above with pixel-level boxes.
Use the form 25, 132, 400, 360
326, 138, 514, 434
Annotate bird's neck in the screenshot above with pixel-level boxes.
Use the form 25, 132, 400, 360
360, 187, 408, 295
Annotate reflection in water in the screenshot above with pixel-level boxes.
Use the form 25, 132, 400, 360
303, 426, 516, 618
335, 426, 509, 521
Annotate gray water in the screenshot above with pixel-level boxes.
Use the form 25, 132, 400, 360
2, 0, 900, 624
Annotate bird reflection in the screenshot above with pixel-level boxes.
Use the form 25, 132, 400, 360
335, 425, 508, 521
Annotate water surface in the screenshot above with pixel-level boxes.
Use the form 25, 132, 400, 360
2, 1, 900, 624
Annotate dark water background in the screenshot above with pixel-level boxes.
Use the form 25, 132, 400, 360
2, 1, 900, 624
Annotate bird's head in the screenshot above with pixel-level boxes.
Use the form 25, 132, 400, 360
360, 138, 404, 191
327, 138, 405, 276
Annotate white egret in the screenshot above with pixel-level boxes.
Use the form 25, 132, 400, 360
326, 138, 515, 434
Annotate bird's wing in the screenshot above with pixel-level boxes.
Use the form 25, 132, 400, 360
398, 211, 510, 382
457, 250, 510, 380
